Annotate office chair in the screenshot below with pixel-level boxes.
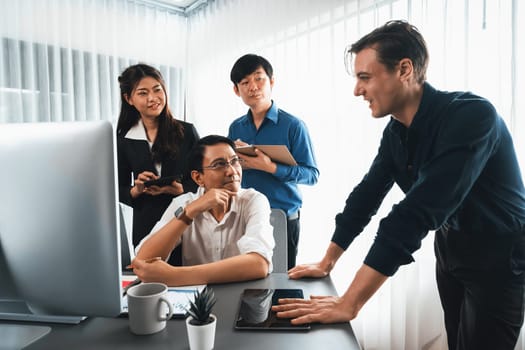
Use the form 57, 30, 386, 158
119, 203, 135, 272
269, 209, 288, 273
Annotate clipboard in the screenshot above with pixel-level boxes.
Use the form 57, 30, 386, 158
235, 145, 297, 166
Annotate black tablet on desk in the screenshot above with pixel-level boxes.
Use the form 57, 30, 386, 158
234, 289, 310, 331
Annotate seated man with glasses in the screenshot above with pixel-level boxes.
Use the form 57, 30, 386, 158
132, 135, 275, 286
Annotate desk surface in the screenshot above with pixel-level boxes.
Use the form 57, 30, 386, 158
7, 273, 361, 350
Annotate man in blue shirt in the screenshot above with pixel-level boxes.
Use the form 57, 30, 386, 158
228, 54, 319, 269
273, 21, 525, 350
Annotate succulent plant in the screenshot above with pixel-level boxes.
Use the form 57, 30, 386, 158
186, 286, 217, 326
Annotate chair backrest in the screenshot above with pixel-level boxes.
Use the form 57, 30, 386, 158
269, 209, 288, 273
119, 203, 134, 271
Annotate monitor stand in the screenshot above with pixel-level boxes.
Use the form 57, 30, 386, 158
0, 323, 51, 349
0, 299, 86, 324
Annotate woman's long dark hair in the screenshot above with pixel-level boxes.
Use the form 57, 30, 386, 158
117, 63, 184, 162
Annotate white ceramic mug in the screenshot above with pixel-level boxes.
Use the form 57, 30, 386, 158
127, 282, 174, 335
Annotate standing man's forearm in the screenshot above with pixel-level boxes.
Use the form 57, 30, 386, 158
320, 241, 345, 273
340, 264, 389, 317
274, 263, 388, 324
288, 242, 345, 279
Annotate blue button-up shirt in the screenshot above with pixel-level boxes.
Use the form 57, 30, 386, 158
228, 101, 319, 216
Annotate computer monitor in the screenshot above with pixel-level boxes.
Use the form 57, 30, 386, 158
0, 121, 122, 323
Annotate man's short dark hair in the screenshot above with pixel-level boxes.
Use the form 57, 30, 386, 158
346, 20, 429, 84
230, 54, 273, 85
188, 135, 236, 172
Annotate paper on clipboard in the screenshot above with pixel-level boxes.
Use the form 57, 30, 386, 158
235, 145, 297, 166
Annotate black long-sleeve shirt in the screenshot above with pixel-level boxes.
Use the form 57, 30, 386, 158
332, 83, 525, 276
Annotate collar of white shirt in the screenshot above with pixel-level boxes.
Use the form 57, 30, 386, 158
125, 119, 148, 141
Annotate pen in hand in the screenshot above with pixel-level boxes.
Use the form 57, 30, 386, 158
122, 278, 141, 297
125, 256, 162, 270
123, 256, 162, 296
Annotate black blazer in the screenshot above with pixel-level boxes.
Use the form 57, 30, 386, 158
117, 121, 199, 248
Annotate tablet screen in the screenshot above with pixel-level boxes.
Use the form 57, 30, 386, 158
234, 289, 310, 331
143, 175, 181, 187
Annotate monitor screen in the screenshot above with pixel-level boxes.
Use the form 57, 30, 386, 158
0, 121, 122, 320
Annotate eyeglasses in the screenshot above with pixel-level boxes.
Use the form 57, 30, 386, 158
201, 157, 244, 171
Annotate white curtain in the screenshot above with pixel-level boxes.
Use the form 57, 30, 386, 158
0, 0, 188, 124
185, 1, 525, 349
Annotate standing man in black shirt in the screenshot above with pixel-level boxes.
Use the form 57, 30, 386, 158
273, 20, 525, 350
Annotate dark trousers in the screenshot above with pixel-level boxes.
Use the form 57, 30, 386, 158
434, 228, 525, 350
286, 212, 300, 269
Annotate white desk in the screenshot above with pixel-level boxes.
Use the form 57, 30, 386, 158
4, 273, 361, 349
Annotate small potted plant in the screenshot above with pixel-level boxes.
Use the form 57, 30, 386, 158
185, 286, 217, 350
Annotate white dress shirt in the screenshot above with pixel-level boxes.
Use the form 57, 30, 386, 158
138, 187, 275, 273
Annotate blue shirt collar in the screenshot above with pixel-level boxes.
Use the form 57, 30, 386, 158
246, 100, 279, 125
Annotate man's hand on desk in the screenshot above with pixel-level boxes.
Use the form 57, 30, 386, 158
271, 295, 357, 324
279, 264, 389, 325
287, 242, 342, 279
287, 262, 330, 279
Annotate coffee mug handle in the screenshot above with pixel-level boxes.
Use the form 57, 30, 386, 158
158, 297, 174, 321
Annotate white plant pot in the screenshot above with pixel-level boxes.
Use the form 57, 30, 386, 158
186, 314, 217, 350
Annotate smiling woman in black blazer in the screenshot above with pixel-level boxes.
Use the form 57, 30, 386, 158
116, 64, 199, 262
